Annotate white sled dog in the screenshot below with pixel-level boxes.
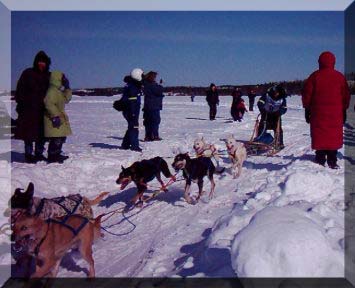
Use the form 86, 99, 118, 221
224, 135, 247, 178
193, 136, 224, 173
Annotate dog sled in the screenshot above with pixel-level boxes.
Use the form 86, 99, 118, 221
243, 113, 283, 156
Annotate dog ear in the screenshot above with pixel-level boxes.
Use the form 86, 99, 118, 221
121, 165, 125, 171
14, 188, 23, 195
25, 182, 34, 198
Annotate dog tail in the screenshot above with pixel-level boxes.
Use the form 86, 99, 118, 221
87, 192, 110, 206
94, 213, 105, 240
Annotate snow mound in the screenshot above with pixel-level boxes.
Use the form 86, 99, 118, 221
231, 206, 343, 277
276, 171, 337, 205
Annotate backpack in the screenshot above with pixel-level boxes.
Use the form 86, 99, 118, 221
113, 98, 127, 112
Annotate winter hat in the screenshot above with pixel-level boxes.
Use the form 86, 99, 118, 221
33, 50, 51, 71
318, 51, 336, 69
145, 71, 158, 81
131, 68, 144, 81
210, 83, 216, 88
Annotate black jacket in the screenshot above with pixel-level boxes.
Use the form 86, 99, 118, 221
143, 80, 164, 111
206, 89, 219, 105
14, 51, 51, 141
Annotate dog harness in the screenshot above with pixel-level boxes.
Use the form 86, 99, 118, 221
34, 195, 89, 236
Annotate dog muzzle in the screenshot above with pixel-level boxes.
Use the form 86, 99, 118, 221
119, 179, 130, 190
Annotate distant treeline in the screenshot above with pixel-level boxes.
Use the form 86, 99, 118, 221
70, 80, 306, 97
9, 78, 355, 97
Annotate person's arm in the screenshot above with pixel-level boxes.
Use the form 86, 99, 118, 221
15, 71, 27, 104
63, 89, 72, 104
151, 83, 164, 98
302, 73, 315, 123
127, 87, 139, 116
44, 90, 61, 118
257, 95, 266, 113
279, 98, 287, 115
302, 73, 314, 110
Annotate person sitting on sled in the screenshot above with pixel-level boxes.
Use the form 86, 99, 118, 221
256, 84, 287, 149
231, 88, 247, 122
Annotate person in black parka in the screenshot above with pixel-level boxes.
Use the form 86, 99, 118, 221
121, 68, 144, 152
206, 83, 219, 120
247, 88, 257, 111
14, 51, 51, 163
142, 71, 165, 141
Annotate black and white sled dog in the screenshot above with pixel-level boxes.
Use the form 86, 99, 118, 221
224, 135, 247, 178
172, 153, 216, 204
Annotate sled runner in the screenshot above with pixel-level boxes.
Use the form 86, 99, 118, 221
244, 114, 283, 156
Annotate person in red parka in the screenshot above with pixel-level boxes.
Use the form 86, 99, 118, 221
302, 51, 350, 169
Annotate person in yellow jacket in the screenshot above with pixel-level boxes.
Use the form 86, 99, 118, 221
44, 70, 72, 163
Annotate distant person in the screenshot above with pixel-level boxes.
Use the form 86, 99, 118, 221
14, 51, 51, 163
121, 68, 144, 152
302, 51, 350, 169
206, 83, 219, 120
231, 88, 247, 122
191, 94, 195, 102
44, 71, 72, 164
247, 88, 257, 111
256, 85, 287, 149
142, 71, 164, 141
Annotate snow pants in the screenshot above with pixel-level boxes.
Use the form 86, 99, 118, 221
122, 111, 140, 150
143, 110, 161, 140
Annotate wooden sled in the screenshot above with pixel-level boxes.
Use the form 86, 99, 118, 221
245, 113, 283, 156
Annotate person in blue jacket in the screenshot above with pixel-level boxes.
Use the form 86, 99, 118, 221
121, 68, 144, 152
256, 84, 287, 149
142, 71, 165, 141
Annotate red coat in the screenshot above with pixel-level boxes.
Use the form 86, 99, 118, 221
302, 51, 350, 150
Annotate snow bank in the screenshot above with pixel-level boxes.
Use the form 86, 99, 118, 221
276, 171, 341, 205
230, 206, 343, 277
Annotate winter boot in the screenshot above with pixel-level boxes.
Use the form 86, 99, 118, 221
24, 154, 37, 164
47, 154, 69, 164
34, 154, 47, 162
315, 151, 326, 166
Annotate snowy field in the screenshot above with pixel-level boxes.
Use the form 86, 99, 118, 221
1, 94, 354, 280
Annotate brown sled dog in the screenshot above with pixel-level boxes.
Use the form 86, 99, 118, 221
12, 213, 104, 278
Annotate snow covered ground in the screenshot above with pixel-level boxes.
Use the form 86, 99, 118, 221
1, 94, 354, 280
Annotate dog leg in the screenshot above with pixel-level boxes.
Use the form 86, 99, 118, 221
160, 159, 173, 178
156, 173, 167, 192
49, 258, 62, 277
237, 163, 242, 177
79, 239, 95, 278
196, 180, 204, 202
184, 183, 193, 204
209, 176, 216, 200
31, 261, 55, 278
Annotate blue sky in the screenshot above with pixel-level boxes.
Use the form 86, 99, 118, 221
11, 11, 344, 89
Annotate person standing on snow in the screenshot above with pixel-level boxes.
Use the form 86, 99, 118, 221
231, 88, 247, 122
44, 71, 72, 164
302, 51, 350, 169
142, 71, 164, 141
247, 88, 257, 111
206, 83, 219, 120
121, 68, 144, 152
14, 51, 51, 163
256, 84, 287, 149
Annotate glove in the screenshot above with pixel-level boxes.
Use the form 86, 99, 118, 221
51, 116, 61, 128
343, 110, 347, 124
62, 74, 70, 90
305, 109, 310, 124
159, 79, 163, 84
